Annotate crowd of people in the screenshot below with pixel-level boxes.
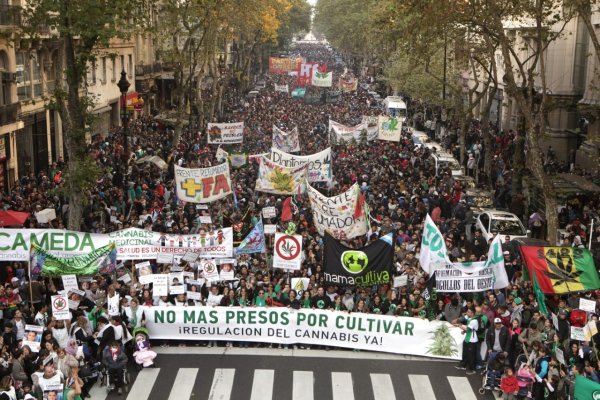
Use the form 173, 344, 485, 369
0, 42, 599, 399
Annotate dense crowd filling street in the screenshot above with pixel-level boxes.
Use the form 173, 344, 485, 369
0, 42, 600, 400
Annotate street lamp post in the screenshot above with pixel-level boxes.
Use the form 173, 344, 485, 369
117, 68, 130, 157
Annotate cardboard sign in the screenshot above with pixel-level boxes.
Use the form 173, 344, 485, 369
262, 207, 276, 219
62, 275, 79, 294
182, 252, 199, 263
555, 347, 565, 365
138, 274, 154, 285
393, 275, 408, 288
117, 274, 131, 284
51, 295, 70, 320
187, 291, 202, 300
170, 285, 185, 295
571, 326, 585, 341
264, 224, 277, 234
153, 275, 169, 296
579, 298, 596, 313
156, 253, 174, 264
199, 216, 212, 224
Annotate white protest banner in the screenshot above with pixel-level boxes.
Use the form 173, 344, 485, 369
419, 214, 451, 275
144, 306, 463, 359
0, 229, 111, 261
377, 116, 402, 142
62, 275, 79, 294
291, 278, 310, 298
306, 183, 368, 240
270, 147, 332, 183
207, 122, 244, 144
201, 259, 220, 282
328, 120, 367, 143
273, 233, 303, 270
312, 69, 333, 87
174, 163, 232, 204
215, 147, 229, 162
135, 155, 168, 170
571, 326, 585, 340
361, 116, 380, 141
272, 126, 300, 153
153, 275, 169, 296
435, 263, 496, 292
255, 156, 307, 195
274, 84, 289, 93
262, 207, 277, 219
109, 227, 233, 260
51, 295, 70, 320
580, 298, 597, 313
264, 224, 277, 234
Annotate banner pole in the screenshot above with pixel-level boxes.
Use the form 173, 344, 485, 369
589, 219, 594, 250
28, 259, 34, 311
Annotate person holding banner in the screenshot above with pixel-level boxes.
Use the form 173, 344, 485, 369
455, 308, 479, 375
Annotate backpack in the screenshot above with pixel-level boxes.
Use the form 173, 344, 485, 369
475, 315, 489, 338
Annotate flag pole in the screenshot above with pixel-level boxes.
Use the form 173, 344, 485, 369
28, 258, 34, 312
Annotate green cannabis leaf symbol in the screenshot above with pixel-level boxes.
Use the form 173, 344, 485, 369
282, 240, 296, 256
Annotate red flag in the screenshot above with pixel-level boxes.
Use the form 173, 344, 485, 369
281, 197, 293, 221
354, 192, 365, 219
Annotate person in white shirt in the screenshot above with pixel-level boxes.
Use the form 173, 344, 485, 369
206, 286, 223, 307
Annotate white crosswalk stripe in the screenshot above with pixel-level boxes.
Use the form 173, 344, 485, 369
331, 372, 354, 400
91, 367, 481, 400
370, 373, 396, 400
293, 370, 314, 400
126, 367, 160, 400
250, 369, 275, 400
168, 368, 198, 400
408, 374, 437, 400
208, 368, 235, 400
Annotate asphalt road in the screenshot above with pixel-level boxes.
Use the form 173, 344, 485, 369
90, 347, 496, 400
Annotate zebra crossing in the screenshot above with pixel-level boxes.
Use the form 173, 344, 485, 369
91, 366, 488, 400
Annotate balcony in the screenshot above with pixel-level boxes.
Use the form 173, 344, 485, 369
0, 102, 21, 127
135, 62, 162, 77
0, 5, 21, 26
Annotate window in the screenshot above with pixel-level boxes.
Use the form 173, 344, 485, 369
31, 53, 42, 97
111, 58, 116, 82
120, 55, 125, 74
16, 52, 31, 101
86, 60, 96, 85
0, 51, 8, 106
101, 57, 107, 83
128, 54, 133, 77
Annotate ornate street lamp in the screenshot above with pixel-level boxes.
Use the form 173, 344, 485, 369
117, 68, 130, 156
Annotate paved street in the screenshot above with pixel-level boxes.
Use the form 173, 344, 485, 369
90, 347, 494, 400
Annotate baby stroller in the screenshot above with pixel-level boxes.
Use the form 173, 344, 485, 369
132, 326, 157, 370
515, 363, 535, 399
478, 352, 504, 395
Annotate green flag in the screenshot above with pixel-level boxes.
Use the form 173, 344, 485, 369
575, 374, 600, 399
30, 242, 117, 277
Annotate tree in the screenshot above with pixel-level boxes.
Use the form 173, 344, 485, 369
17, 0, 148, 230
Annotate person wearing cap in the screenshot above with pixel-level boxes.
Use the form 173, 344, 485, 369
486, 317, 510, 361
510, 297, 523, 323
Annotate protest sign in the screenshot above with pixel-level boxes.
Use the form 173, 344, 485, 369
262, 207, 277, 219
579, 298, 597, 313
273, 233, 303, 270
272, 126, 300, 153
264, 224, 277, 234
62, 275, 79, 294
207, 122, 244, 144
144, 306, 463, 360
51, 295, 70, 320
270, 147, 332, 182
378, 116, 402, 142
328, 120, 367, 143
153, 275, 169, 296
201, 259, 220, 282
291, 277, 310, 298
255, 156, 307, 195
174, 163, 232, 204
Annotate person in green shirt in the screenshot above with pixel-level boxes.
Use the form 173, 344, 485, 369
254, 290, 267, 307
455, 308, 479, 374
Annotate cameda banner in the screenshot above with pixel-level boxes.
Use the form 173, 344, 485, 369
207, 122, 244, 144
378, 116, 402, 142
269, 57, 303, 74
272, 126, 300, 153
307, 183, 368, 239
255, 156, 307, 195
328, 120, 368, 142
324, 232, 394, 286
143, 306, 463, 359
270, 147, 332, 182
174, 163, 232, 203
0, 227, 233, 261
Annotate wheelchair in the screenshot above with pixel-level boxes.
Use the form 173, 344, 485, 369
99, 364, 131, 394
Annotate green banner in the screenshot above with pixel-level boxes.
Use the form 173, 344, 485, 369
30, 242, 117, 277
